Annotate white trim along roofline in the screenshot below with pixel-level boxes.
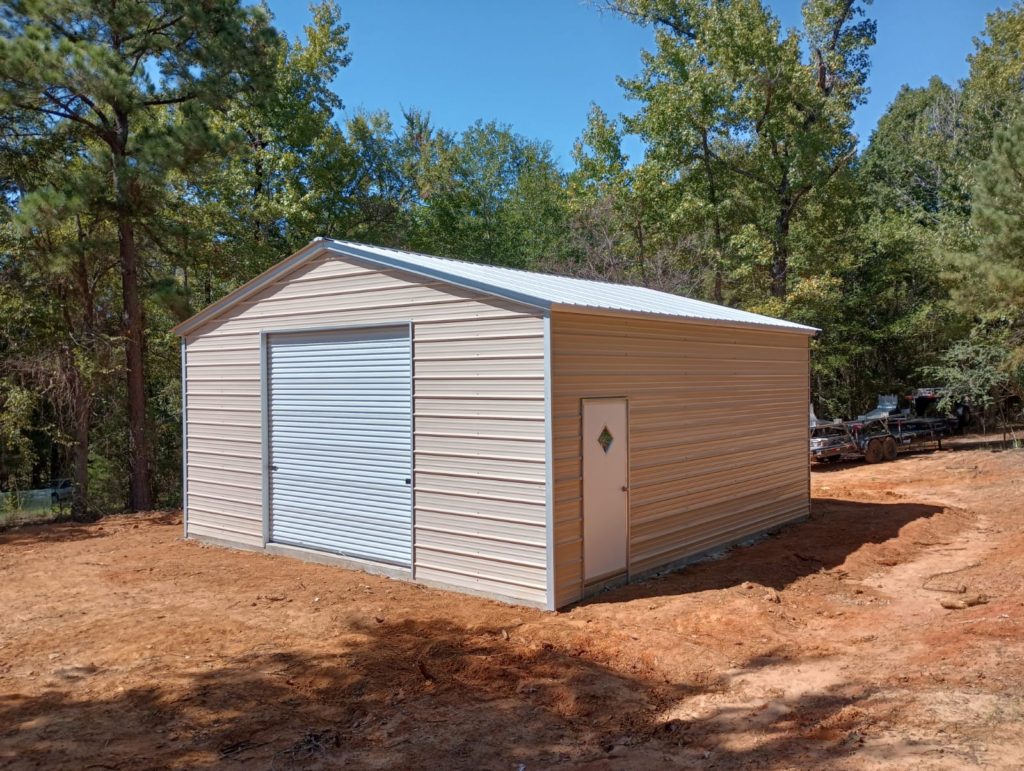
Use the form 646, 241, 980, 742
172, 237, 820, 337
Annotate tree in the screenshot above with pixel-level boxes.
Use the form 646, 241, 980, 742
611, 0, 875, 298
565, 105, 704, 294
8, 213, 120, 518
962, 2, 1024, 161
801, 205, 965, 419
1, 105, 122, 516
859, 78, 970, 228
338, 109, 425, 246
958, 114, 1024, 316
921, 326, 1023, 431
410, 120, 568, 268
169, 0, 355, 302
952, 4, 1024, 323
0, 0, 278, 510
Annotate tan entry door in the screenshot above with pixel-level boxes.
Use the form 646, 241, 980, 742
582, 398, 628, 582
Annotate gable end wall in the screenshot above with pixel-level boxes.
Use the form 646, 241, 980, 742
182, 252, 548, 606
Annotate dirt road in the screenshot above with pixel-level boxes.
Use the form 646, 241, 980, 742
1, 441, 1022, 769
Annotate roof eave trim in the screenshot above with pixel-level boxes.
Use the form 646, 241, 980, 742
549, 303, 820, 335
173, 238, 554, 337
172, 239, 331, 336
324, 240, 552, 313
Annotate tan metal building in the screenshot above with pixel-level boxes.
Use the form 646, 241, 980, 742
174, 239, 816, 609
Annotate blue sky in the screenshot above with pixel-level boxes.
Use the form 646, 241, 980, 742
264, 0, 1006, 167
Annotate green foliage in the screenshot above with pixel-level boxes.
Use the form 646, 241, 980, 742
962, 2, 1024, 158
920, 324, 1023, 424
565, 106, 699, 293
0, 0, 282, 512
0, 382, 38, 491
3, 0, 1024, 518
797, 207, 966, 418
0, 0, 279, 217
859, 78, 970, 227
410, 120, 568, 268
961, 114, 1024, 312
611, 0, 875, 299
167, 0, 354, 300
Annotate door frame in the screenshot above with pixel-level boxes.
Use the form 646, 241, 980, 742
580, 396, 630, 586
259, 322, 415, 563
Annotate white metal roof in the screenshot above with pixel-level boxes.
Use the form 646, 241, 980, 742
173, 238, 819, 336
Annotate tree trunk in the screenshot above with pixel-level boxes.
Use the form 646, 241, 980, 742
251, 130, 267, 244
118, 212, 153, 511
634, 220, 646, 281
111, 147, 153, 512
70, 390, 91, 520
701, 130, 726, 305
771, 204, 791, 299
66, 218, 94, 520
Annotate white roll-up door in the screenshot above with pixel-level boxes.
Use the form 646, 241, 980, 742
267, 325, 412, 566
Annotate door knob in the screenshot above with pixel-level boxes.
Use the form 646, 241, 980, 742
621, 485, 628, 492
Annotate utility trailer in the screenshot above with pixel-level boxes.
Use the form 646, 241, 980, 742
810, 394, 954, 465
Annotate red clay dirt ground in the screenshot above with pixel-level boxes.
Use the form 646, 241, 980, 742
1, 439, 1022, 770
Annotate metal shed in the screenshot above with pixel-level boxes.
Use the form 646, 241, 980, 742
174, 238, 817, 609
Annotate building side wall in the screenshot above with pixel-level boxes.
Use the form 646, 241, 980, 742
183, 251, 548, 605
551, 311, 810, 607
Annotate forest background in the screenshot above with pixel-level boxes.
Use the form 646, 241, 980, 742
1, 0, 1022, 516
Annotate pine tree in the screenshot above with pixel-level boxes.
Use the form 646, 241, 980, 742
967, 115, 1024, 312
0, 1, 278, 510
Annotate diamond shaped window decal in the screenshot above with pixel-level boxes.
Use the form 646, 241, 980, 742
597, 426, 614, 453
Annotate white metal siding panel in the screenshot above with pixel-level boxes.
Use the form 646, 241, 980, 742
551, 311, 810, 607
182, 251, 547, 605
184, 337, 264, 547
180, 339, 188, 538
268, 327, 413, 565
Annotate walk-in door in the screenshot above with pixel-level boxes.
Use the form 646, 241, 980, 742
582, 398, 628, 582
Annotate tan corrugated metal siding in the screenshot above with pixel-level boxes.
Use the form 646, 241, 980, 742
183, 252, 547, 605
551, 311, 810, 607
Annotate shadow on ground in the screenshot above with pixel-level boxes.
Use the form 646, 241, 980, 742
0, 512, 179, 546
810, 436, 1022, 474
0, 616, 881, 769
809, 446, 946, 473
582, 497, 943, 605
0, 522, 108, 546
946, 435, 1023, 452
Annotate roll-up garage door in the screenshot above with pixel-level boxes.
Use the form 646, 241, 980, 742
268, 326, 412, 566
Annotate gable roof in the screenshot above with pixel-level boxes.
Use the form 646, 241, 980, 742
172, 238, 819, 336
